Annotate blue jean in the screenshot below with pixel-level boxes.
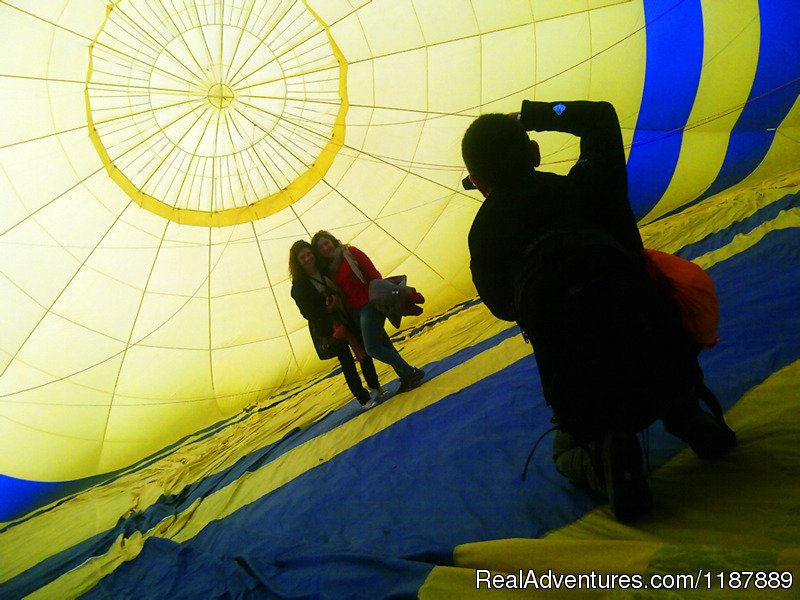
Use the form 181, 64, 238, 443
356, 303, 414, 378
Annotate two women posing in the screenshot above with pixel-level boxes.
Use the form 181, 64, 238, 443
289, 231, 424, 409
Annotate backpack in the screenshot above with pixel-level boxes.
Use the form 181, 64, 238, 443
643, 249, 720, 349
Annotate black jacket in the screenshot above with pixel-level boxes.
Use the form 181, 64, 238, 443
468, 101, 643, 321
291, 276, 336, 358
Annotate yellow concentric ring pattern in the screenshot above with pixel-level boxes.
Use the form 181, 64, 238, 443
85, 0, 349, 226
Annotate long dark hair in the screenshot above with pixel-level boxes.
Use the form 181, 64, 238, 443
288, 240, 318, 282
310, 230, 342, 250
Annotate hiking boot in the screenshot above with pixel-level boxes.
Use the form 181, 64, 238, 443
552, 429, 604, 492
371, 386, 388, 399
664, 402, 736, 459
598, 432, 653, 521
397, 368, 424, 393
362, 399, 378, 410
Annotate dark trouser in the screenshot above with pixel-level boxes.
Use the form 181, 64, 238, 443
517, 239, 698, 442
335, 339, 380, 405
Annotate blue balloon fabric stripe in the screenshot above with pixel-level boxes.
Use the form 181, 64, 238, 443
667, 0, 800, 216
0, 477, 71, 528
676, 191, 800, 261
626, 0, 705, 219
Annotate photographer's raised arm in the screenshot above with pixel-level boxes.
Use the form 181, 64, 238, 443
518, 100, 625, 176
518, 100, 642, 251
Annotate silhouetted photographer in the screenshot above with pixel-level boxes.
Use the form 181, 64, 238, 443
462, 101, 735, 520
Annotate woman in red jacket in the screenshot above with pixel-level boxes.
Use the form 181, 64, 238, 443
311, 231, 424, 393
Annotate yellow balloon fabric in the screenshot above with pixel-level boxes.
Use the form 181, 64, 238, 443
0, 0, 797, 493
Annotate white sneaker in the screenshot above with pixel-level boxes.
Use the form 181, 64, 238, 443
371, 386, 388, 399
362, 399, 378, 410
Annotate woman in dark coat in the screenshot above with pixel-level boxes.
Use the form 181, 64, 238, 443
289, 240, 385, 409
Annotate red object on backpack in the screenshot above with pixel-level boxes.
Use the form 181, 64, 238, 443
643, 249, 720, 349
